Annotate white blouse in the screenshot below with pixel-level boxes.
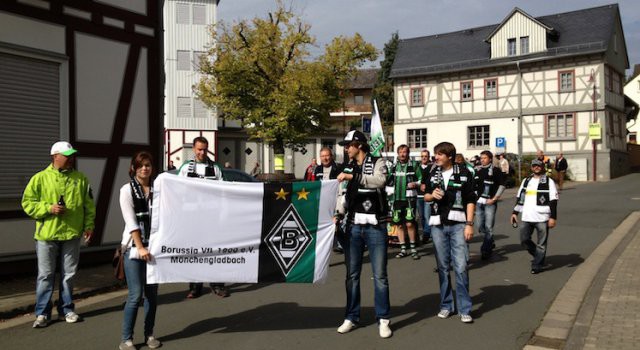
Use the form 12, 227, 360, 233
119, 183, 151, 247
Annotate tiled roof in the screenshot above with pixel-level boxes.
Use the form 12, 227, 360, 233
349, 68, 379, 89
391, 4, 620, 78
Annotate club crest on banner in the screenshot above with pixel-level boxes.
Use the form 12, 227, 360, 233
264, 204, 313, 276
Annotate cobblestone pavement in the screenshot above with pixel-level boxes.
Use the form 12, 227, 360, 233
583, 226, 640, 350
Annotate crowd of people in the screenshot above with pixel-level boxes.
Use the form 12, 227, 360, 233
21, 134, 563, 345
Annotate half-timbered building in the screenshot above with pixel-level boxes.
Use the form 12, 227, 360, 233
0, 0, 163, 265
391, 4, 631, 181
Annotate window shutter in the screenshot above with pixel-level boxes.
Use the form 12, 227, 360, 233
177, 97, 191, 118
177, 50, 190, 71
176, 3, 189, 24
192, 5, 206, 25
0, 52, 60, 199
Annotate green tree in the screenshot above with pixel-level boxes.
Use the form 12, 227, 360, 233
196, 2, 377, 173
373, 31, 399, 125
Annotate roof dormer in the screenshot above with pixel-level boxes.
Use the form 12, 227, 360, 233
485, 7, 553, 59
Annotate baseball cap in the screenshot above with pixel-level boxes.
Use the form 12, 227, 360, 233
50, 141, 77, 156
338, 130, 368, 146
531, 159, 543, 166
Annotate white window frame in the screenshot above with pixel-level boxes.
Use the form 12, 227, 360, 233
546, 113, 575, 140
507, 38, 516, 56
485, 79, 497, 99
410, 87, 423, 106
468, 125, 490, 148
407, 128, 427, 149
461, 81, 473, 101
520, 36, 529, 55
559, 71, 574, 92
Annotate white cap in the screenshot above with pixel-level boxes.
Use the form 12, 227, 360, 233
50, 141, 77, 156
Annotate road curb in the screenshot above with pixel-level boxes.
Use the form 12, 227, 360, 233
524, 211, 640, 350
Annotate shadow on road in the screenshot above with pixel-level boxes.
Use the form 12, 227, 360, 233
472, 284, 533, 319
159, 292, 441, 342
544, 253, 584, 272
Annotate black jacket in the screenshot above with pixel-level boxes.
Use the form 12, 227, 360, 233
313, 161, 342, 180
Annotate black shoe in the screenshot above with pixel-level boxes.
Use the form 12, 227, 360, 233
530, 268, 541, 274
481, 252, 491, 260
212, 286, 230, 298
333, 247, 344, 254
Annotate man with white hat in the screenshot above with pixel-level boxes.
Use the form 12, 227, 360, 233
22, 141, 96, 328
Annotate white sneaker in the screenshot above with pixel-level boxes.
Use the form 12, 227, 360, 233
460, 314, 473, 323
32, 315, 48, 328
378, 319, 392, 338
64, 311, 81, 323
119, 340, 135, 350
437, 309, 451, 319
145, 336, 162, 349
337, 319, 356, 334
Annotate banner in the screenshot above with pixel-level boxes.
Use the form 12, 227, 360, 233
369, 99, 385, 157
147, 173, 339, 284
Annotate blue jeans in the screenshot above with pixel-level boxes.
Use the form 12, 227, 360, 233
519, 221, 549, 270
344, 223, 390, 322
475, 202, 497, 254
35, 239, 80, 317
416, 197, 431, 240
431, 223, 472, 315
122, 251, 158, 341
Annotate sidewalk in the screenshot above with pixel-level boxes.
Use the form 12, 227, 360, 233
525, 211, 640, 350
0, 262, 124, 322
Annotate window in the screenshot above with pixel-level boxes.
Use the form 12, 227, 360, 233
468, 125, 490, 147
407, 129, 427, 149
507, 38, 516, 56
630, 132, 637, 144
176, 3, 189, 24
194, 99, 208, 118
559, 70, 574, 92
177, 50, 190, 71
546, 113, 575, 139
177, 97, 191, 118
520, 36, 529, 55
461, 81, 473, 101
605, 67, 612, 91
193, 51, 206, 71
354, 95, 364, 105
410, 88, 423, 106
192, 4, 206, 25
485, 79, 497, 99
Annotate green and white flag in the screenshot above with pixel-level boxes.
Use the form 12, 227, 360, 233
369, 99, 385, 157
147, 173, 338, 284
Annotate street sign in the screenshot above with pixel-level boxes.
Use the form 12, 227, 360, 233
589, 123, 601, 140
495, 137, 506, 148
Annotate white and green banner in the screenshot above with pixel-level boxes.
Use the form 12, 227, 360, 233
369, 99, 385, 157
147, 173, 338, 284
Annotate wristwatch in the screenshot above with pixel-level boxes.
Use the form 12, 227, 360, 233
465, 221, 474, 226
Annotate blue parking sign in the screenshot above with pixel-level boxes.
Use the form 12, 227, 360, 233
495, 137, 506, 148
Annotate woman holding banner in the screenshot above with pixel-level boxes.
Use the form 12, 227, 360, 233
118, 151, 161, 350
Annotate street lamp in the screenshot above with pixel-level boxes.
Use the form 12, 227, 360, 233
588, 68, 597, 181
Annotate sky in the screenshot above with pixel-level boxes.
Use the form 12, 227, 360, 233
218, 0, 640, 76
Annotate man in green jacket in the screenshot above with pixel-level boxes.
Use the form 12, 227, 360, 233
22, 141, 96, 328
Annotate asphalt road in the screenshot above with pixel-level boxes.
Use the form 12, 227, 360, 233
1, 174, 639, 350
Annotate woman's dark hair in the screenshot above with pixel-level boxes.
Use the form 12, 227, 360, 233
129, 151, 154, 178
434, 142, 456, 161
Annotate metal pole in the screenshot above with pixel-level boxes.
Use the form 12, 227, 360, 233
591, 69, 597, 182
517, 61, 523, 183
